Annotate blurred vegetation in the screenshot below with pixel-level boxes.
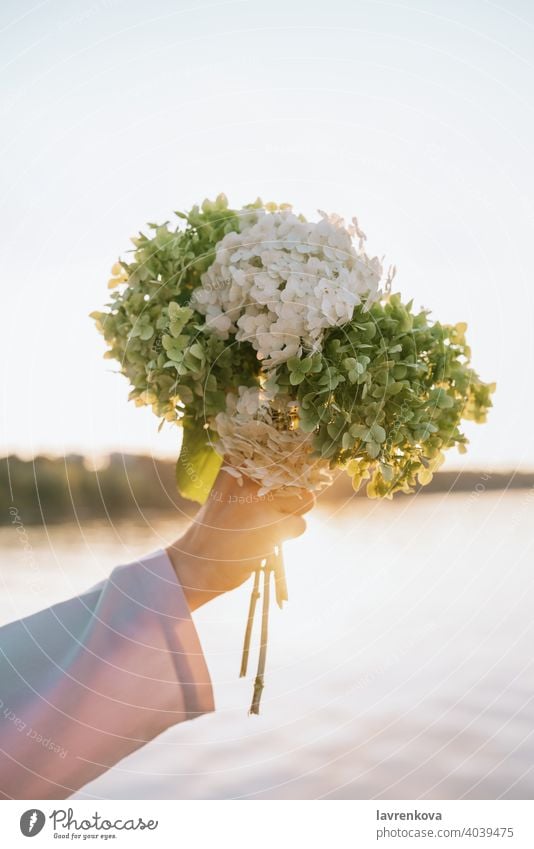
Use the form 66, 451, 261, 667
1, 454, 533, 526
0, 454, 194, 526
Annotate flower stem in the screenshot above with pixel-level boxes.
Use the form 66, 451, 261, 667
239, 565, 262, 678
250, 560, 273, 715
273, 544, 288, 608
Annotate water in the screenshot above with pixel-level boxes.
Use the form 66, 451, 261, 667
1, 491, 533, 799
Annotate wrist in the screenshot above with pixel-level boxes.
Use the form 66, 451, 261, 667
166, 543, 221, 611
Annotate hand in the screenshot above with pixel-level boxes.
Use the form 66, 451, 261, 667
166, 470, 315, 610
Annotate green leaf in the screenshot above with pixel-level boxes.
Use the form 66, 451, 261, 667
327, 420, 344, 439
175, 384, 194, 404
299, 414, 318, 432
342, 432, 354, 450
176, 421, 222, 504
349, 424, 369, 439
365, 441, 380, 459
188, 342, 205, 360
140, 324, 154, 341
370, 423, 386, 443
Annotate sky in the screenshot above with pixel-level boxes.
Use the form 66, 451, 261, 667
1, 0, 533, 470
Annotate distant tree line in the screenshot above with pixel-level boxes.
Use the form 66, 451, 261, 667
1, 454, 532, 526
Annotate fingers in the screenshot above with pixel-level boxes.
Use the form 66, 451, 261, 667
214, 469, 263, 500
273, 489, 316, 517
214, 471, 315, 516
213, 468, 245, 495
209, 470, 314, 547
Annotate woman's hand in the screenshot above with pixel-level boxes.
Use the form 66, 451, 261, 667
166, 470, 315, 610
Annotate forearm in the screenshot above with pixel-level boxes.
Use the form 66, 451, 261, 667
0, 550, 213, 799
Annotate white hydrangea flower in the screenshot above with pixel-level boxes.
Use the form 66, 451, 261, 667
191, 207, 385, 365
214, 387, 334, 495
234, 385, 266, 417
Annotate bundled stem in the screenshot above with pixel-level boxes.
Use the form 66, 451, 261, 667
239, 543, 288, 714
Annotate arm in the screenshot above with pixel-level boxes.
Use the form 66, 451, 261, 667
0, 471, 313, 799
0, 549, 213, 800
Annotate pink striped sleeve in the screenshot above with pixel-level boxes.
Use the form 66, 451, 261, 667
0, 549, 214, 799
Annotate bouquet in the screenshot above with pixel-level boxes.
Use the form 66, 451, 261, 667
92, 194, 494, 712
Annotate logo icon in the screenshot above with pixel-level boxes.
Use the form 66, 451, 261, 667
20, 809, 45, 837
